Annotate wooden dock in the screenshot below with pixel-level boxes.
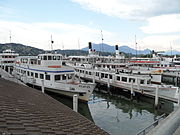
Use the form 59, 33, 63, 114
0, 78, 108, 135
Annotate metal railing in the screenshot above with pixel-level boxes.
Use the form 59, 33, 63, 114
136, 113, 166, 135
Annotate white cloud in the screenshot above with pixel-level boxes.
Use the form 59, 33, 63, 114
140, 35, 180, 51
0, 20, 112, 50
140, 14, 180, 34
72, 0, 180, 20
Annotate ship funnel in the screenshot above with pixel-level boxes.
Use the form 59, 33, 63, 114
88, 42, 92, 54
115, 45, 119, 56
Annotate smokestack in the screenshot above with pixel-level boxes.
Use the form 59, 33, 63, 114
115, 45, 119, 56
88, 42, 92, 54
115, 45, 118, 50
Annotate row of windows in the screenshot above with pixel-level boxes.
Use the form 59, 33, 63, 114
15, 68, 73, 81
77, 69, 147, 84
1, 61, 14, 63
15, 68, 51, 80
38, 55, 62, 60
1, 56, 16, 58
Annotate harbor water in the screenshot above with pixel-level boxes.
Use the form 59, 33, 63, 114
47, 85, 176, 135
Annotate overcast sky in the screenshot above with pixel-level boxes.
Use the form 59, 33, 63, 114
0, 0, 180, 51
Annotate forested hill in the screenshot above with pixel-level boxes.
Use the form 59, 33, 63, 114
0, 43, 45, 56
0, 43, 113, 56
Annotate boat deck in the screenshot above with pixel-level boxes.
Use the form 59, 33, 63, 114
0, 78, 108, 135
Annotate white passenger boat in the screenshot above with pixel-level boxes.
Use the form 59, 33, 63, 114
0, 49, 19, 73
172, 55, 180, 68
13, 53, 96, 102
75, 67, 179, 94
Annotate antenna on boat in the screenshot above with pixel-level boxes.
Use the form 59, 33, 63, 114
77, 38, 80, 56
101, 30, 104, 53
62, 41, 64, 50
9, 31, 12, 43
170, 42, 172, 56
78, 38, 80, 50
135, 35, 137, 59
51, 35, 54, 51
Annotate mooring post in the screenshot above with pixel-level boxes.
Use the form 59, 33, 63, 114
131, 80, 134, 100
78, 70, 80, 80
107, 74, 110, 94
93, 71, 95, 83
41, 79, 44, 93
155, 86, 159, 108
178, 89, 180, 106
73, 94, 78, 112
107, 74, 110, 88
176, 72, 178, 86
7, 66, 10, 74
137, 78, 140, 91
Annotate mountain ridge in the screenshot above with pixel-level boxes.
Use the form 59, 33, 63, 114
82, 43, 180, 55
0, 43, 180, 56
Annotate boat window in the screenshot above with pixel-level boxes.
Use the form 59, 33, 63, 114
89, 72, 91, 75
68, 74, 73, 79
31, 72, 34, 77
101, 73, 104, 78
38, 60, 41, 65
27, 71, 30, 76
129, 78, 135, 83
96, 72, 99, 76
57, 56, 60, 60
62, 75, 66, 80
40, 74, 44, 79
86, 71, 88, 74
147, 79, 151, 84
140, 80, 144, 84
35, 73, 38, 78
116, 76, 120, 81
53, 56, 56, 60
45, 75, 50, 80
55, 75, 61, 81
109, 74, 112, 79
105, 74, 108, 78
122, 77, 127, 82
48, 56, 52, 60
43, 56, 47, 60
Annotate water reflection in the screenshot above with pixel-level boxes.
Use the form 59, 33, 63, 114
46, 91, 94, 122
46, 89, 174, 135
88, 90, 174, 135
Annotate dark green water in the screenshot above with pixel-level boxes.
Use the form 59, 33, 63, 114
47, 87, 175, 135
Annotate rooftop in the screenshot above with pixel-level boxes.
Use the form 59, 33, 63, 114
0, 78, 108, 135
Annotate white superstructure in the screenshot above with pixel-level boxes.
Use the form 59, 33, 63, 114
0, 49, 19, 73
13, 53, 96, 102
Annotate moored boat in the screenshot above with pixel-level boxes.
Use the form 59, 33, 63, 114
13, 53, 96, 102
0, 49, 19, 74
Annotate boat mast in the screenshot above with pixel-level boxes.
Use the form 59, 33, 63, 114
51, 35, 54, 51
78, 38, 80, 56
101, 30, 104, 54
135, 35, 137, 59
9, 31, 11, 43
170, 42, 172, 56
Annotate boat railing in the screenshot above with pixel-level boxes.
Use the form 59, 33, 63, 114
136, 113, 166, 135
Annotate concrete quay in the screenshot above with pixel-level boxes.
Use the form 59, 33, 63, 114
147, 106, 180, 135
